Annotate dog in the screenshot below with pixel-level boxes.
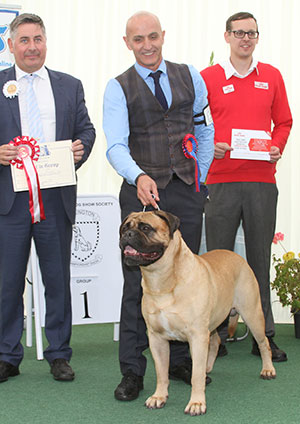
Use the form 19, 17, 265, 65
119, 210, 276, 415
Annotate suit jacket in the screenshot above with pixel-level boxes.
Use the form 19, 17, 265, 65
0, 66, 95, 223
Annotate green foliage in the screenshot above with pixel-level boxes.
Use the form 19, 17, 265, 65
209, 51, 214, 66
271, 255, 300, 313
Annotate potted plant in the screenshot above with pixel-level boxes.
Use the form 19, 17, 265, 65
271, 232, 300, 338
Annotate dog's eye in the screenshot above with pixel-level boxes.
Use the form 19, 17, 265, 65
139, 223, 153, 233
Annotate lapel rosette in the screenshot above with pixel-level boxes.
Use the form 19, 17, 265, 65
3, 80, 20, 98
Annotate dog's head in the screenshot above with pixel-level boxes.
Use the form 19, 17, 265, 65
119, 210, 180, 266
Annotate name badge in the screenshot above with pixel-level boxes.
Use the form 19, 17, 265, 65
254, 81, 269, 90
222, 84, 234, 94
203, 105, 213, 125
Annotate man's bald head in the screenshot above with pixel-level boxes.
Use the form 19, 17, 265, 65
125, 11, 162, 37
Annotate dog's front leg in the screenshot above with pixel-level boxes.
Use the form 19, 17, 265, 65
184, 332, 209, 416
145, 331, 169, 409
206, 330, 220, 373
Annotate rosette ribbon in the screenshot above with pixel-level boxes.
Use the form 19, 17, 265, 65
10, 136, 45, 223
182, 134, 201, 192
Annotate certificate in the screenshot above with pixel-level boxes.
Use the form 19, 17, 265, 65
230, 129, 272, 160
11, 140, 76, 192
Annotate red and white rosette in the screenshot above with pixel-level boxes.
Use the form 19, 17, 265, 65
10, 136, 45, 223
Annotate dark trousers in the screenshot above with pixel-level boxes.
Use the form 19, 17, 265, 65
118, 178, 206, 376
205, 182, 278, 341
0, 189, 73, 366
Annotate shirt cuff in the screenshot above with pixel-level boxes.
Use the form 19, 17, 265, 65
135, 172, 146, 185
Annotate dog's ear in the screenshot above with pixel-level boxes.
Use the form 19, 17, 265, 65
119, 213, 132, 236
154, 210, 180, 237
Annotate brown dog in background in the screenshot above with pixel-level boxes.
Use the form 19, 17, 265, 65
119, 210, 276, 415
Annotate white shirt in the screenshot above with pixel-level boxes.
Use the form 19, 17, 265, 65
16, 64, 56, 142
221, 58, 259, 80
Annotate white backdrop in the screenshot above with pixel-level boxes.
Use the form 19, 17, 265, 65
1, 0, 298, 322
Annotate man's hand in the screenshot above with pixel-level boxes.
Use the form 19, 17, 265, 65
214, 142, 233, 159
72, 139, 85, 163
0, 143, 18, 165
269, 146, 281, 163
136, 174, 160, 209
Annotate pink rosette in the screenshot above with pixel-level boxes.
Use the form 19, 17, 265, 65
9, 136, 45, 223
182, 133, 201, 192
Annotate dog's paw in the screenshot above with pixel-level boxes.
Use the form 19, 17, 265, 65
184, 401, 207, 416
145, 395, 167, 409
260, 368, 276, 380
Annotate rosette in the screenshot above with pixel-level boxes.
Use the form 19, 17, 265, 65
9, 136, 45, 223
3, 80, 20, 98
182, 133, 201, 192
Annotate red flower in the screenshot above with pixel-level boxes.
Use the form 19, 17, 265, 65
273, 232, 284, 244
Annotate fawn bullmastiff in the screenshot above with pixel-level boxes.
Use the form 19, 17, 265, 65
119, 210, 276, 415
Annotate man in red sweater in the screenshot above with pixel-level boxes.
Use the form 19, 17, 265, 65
201, 11, 292, 361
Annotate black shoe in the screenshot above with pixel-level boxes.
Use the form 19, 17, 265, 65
114, 370, 144, 401
205, 375, 212, 385
217, 344, 228, 358
50, 358, 75, 381
0, 360, 20, 383
251, 337, 287, 362
169, 359, 212, 386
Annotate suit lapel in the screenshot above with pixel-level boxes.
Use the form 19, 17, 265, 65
4, 67, 22, 133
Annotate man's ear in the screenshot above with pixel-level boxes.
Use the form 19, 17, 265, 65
224, 31, 230, 44
123, 36, 132, 51
8, 38, 14, 53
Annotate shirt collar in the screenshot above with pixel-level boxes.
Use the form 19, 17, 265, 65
221, 58, 259, 80
134, 59, 166, 81
15, 64, 48, 81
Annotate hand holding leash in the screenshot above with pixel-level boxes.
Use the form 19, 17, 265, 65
143, 194, 161, 212
136, 174, 160, 209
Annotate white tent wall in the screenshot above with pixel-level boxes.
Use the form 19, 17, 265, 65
2, 0, 299, 323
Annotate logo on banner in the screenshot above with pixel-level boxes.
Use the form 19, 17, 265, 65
0, 26, 8, 53
71, 208, 103, 267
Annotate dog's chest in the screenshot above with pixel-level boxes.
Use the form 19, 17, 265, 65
150, 309, 186, 342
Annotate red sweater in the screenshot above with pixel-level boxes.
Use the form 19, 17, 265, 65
201, 63, 293, 184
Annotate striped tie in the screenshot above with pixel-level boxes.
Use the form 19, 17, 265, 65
25, 74, 45, 143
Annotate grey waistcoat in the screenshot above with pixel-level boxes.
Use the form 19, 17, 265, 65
116, 61, 196, 189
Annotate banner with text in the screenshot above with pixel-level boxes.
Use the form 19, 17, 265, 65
0, 5, 20, 70
35, 194, 124, 325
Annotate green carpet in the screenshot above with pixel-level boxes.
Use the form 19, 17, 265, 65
1, 323, 299, 424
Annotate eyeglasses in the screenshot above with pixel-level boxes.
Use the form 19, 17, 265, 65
229, 30, 259, 39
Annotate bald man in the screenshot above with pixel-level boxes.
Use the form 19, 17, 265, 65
103, 11, 214, 401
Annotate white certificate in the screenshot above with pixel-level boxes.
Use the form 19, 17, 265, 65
11, 140, 76, 192
230, 129, 272, 160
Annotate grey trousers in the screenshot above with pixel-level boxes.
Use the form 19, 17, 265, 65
205, 182, 278, 340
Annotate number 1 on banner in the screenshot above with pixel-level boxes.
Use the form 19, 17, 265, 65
80, 291, 91, 319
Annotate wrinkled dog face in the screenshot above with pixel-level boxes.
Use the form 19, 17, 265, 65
119, 210, 180, 267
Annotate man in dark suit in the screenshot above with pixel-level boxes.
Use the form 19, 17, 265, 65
0, 13, 95, 383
